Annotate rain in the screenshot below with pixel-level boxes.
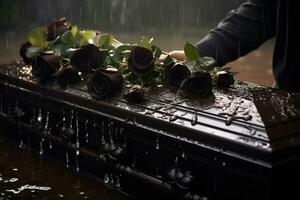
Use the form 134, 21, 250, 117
0, 0, 283, 200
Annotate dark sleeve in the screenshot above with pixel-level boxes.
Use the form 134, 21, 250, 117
196, 0, 277, 66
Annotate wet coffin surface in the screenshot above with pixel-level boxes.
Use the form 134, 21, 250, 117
1, 60, 300, 200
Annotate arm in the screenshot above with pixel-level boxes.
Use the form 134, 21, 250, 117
196, 0, 277, 66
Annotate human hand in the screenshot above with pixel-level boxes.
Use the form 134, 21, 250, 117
168, 50, 186, 61
159, 50, 186, 62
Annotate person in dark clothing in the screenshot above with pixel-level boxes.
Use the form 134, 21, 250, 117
169, 0, 299, 92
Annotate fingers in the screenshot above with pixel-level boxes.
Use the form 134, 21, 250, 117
169, 50, 186, 61
159, 50, 186, 63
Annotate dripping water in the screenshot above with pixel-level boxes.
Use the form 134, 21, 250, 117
84, 119, 89, 143
104, 173, 110, 184
65, 151, 69, 168
155, 138, 160, 150
75, 113, 80, 156
115, 175, 121, 188
191, 111, 198, 126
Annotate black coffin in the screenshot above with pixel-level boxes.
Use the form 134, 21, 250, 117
0, 61, 300, 200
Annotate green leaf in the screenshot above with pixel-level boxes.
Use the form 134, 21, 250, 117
80, 30, 96, 43
163, 55, 175, 66
71, 26, 78, 37
184, 42, 200, 61
113, 44, 133, 62
28, 27, 47, 47
152, 45, 162, 59
140, 36, 153, 50
60, 31, 74, 47
198, 57, 217, 70
51, 44, 68, 57
98, 34, 113, 49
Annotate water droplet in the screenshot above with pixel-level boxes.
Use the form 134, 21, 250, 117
85, 119, 89, 143
104, 173, 110, 184
18, 137, 23, 149
75, 155, 79, 172
69, 110, 74, 128
155, 139, 160, 150
39, 139, 43, 155
45, 111, 50, 130
37, 108, 42, 123
181, 149, 186, 160
65, 151, 69, 168
169, 114, 178, 122
110, 173, 114, 184
75, 114, 79, 139
250, 129, 256, 135
191, 112, 198, 126
115, 175, 121, 188
174, 156, 178, 167
49, 141, 53, 149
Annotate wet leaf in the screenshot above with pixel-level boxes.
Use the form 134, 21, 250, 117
113, 44, 133, 62
140, 36, 153, 50
71, 26, 78, 37
98, 34, 113, 49
164, 55, 175, 66
197, 57, 217, 71
184, 42, 200, 61
80, 30, 96, 42
152, 45, 162, 59
28, 27, 47, 47
60, 31, 74, 48
51, 44, 68, 57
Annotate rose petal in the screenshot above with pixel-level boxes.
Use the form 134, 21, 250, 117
128, 46, 154, 77
70, 44, 106, 74
32, 52, 60, 84
47, 18, 72, 41
214, 71, 235, 88
165, 63, 191, 88
183, 72, 213, 97
88, 68, 123, 99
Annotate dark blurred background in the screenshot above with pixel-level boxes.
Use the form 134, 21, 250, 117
0, 0, 274, 85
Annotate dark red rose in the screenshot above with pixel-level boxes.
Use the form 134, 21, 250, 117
56, 66, 81, 89
19, 41, 33, 65
183, 72, 213, 97
70, 44, 106, 75
87, 68, 123, 99
214, 71, 235, 88
164, 63, 191, 88
32, 52, 60, 83
123, 85, 145, 103
47, 18, 72, 41
128, 46, 154, 77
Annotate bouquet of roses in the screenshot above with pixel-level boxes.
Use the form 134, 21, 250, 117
20, 18, 235, 103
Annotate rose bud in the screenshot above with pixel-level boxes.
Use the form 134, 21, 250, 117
164, 63, 191, 88
123, 85, 145, 103
87, 67, 123, 99
32, 52, 60, 83
56, 66, 81, 89
70, 44, 106, 74
128, 46, 155, 77
214, 71, 235, 88
19, 41, 33, 65
47, 17, 72, 41
183, 72, 213, 97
